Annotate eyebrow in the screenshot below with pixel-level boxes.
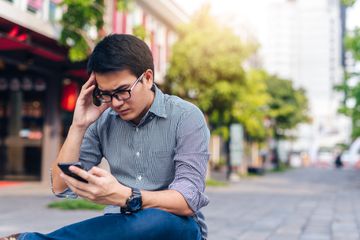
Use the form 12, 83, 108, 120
98, 84, 131, 93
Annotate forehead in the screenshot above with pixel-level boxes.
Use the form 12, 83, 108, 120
95, 70, 137, 90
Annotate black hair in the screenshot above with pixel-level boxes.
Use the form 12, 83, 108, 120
87, 34, 154, 78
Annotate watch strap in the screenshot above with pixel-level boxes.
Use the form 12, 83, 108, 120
121, 187, 142, 214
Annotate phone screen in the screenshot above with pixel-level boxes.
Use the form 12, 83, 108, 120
58, 162, 88, 183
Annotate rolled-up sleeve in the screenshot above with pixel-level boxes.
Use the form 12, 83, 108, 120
168, 107, 210, 212
50, 121, 103, 198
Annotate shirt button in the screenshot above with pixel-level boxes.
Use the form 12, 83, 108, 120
136, 152, 140, 157
136, 127, 139, 132
137, 175, 142, 181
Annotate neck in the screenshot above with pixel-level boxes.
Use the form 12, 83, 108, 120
132, 90, 155, 124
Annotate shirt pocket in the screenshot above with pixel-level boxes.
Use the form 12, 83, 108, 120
145, 150, 175, 184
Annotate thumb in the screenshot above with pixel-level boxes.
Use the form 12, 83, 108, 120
89, 166, 109, 177
98, 104, 109, 113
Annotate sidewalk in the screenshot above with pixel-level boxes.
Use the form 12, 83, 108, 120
1, 167, 360, 240
0, 182, 52, 196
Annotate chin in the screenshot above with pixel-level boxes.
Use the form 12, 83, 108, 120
118, 112, 135, 121
118, 114, 132, 121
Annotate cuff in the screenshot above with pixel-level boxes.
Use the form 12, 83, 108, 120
50, 168, 78, 199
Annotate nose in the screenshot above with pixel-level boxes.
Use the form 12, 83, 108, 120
111, 97, 125, 108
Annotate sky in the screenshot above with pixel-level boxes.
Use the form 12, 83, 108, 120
176, 0, 360, 31
347, 0, 360, 29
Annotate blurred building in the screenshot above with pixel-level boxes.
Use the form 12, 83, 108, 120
0, 0, 187, 183
257, 0, 351, 161
178, 0, 352, 163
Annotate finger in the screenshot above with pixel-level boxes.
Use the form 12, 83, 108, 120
69, 166, 98, 184
88, 166, 109, 177
88, 72, 96, 84
62, 175, 100, 201
82, 84, 96, 97
82, 84, 98, 105
61, 175, 84, 194
61, 173, 91, 192
98, 102, 109, 112
82, 72, 96, 90
64, 179, 92, 199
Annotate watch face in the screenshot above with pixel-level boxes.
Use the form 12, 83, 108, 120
128, 196, 142, 211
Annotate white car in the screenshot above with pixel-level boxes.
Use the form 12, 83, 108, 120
341, 150, 360, 168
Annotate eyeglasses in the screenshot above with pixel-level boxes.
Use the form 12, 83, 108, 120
95, 72, 145, 103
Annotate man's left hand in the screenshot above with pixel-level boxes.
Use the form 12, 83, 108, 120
60, 166, 131, 206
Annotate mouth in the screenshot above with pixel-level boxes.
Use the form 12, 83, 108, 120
119, 109, 130, 115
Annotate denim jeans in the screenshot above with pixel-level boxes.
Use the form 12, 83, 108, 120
19, 208, 201, 240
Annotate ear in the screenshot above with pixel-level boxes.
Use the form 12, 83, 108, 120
144, 70, 154, 89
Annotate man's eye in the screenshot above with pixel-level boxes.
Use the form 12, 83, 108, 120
115, 91, 130, 97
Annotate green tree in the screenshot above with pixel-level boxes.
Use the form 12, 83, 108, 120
164, 7, 269, 140
338, 27, 360, 139
263, 75, 309, 169
265, 75, 310, 140
59, 0, 105, 61
341, 0, 357, 7
345, 28, 360, 60
59, 0, 141, 62
336, 0, 360, 139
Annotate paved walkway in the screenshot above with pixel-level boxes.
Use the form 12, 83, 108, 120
1, 167, 360, 240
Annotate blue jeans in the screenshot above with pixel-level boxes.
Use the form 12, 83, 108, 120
19, 208, 201, 240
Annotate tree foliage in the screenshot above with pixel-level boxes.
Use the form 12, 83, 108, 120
165, 7, 310, 141
59, 0, 105, 61
265, 75, 310, 139
341, 0, 357, 7
345, 28, 360, 61
338, 26, 360, 138
164, 7, 270, 140
59, 0, 136, 61
337, 0, 360, 139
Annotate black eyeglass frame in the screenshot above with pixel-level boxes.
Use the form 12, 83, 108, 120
95, 72, 145, 103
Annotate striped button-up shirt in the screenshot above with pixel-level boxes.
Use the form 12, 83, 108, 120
54, 85, 210, 239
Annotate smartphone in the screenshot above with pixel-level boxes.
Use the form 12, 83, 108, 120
92, 86, 102, 107
58, 162, 88, 183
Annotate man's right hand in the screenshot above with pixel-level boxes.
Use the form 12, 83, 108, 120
72, 73, 109, 129
52, 73, 108, 194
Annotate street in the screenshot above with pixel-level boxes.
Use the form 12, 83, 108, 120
1, 167, 360, 240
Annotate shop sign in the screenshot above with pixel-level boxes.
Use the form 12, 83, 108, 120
61, 81, 79, 112
230, 124, 244, 167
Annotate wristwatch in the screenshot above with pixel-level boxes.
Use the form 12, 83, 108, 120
121, 188, 142, 214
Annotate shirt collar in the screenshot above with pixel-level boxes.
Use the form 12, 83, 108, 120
108, 84, 167, 119
148, 84, 167, 118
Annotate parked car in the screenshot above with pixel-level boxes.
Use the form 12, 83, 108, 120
341, 138, 360, 168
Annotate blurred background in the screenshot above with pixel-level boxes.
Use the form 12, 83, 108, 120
0, 0, 359, 184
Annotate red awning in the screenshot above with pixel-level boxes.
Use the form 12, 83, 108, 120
66, 69, 88, 79
32, 47, 64, 62
0, 37, 30, 51
0, 22, 88, 80
0, 34, 65, 62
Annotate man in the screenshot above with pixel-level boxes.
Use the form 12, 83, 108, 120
1, 34, 210, 240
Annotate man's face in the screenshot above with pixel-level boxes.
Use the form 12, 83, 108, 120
95, 69, 154, 123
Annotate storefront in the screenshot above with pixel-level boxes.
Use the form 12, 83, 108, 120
0, 0, 187, 184
0, 71, 46, 180
0, 18, 85, 182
